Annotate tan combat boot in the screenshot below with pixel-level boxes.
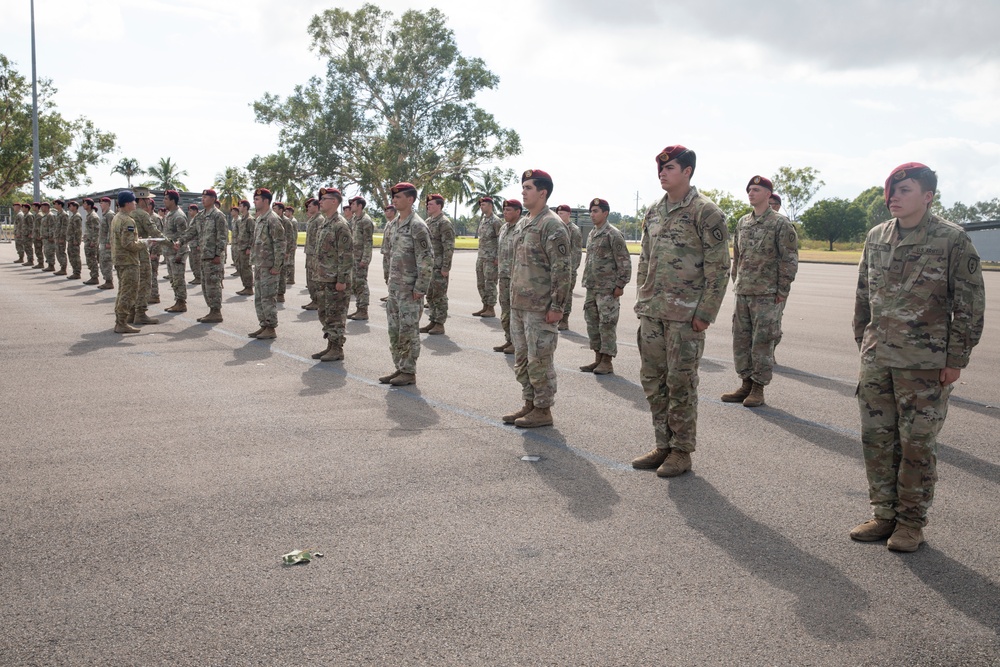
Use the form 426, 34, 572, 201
248, 326, 265, 338
165, 300, 187, 313
501, 342, 515, 354
148, 295, 160, 304
197, 308, 223, 323
580, 351, 603, 373
54, 267, 67, 275
493, 341, 510, 352
98, 281, 114, 289
320, 345, 345, 362
256, 327, 277, 339
302, 300, 318, 310
134, 310, 159, 325
379, 370, 401, 384
389, 372, 415, 386
312, 340, 334, 359
721, 378, 754, 402
348, 308, 368, 321
69, 273, 81, 280
502, 401, 533, 424
593, 354, 614, 375
849, 518, 896, 542
479, 306, 495, 318
83, 277, 99, 285
742, 382, 765, 407
114, 316, 140, 334
515, 407, 552, 428
428, 323, 445, 335
236, 288, 254, 296
887, 525, 924, 552
418, 321, 434, 333
656, 450, 692, 477
276, 294, 285, 303
126, 311, 135, 324
631, 448, 670, 470
189, 277, 201, 285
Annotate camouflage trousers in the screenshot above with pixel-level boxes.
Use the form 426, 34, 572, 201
149, 254, 160, 300
114, 265, 139, 319
23, 236, 34, 262
318, 283, 351, 348
85, 239, 99, 280
254, 267, 280, 328
638, 316, 705, 453
135, 248, 152, 312
201, 259, 224, 309
476, 257, 498, 307
55, 238, 67, 270
14, 236, 24, 259
238, 250, 253, 290
733, 294, 784, 385
164, 251, 187, 301
584, 289, 621, 357
43, 239, 55, 266
564, 271, 578, 316
68, 238, 81, 275
387, 288, 423, 374
285, 244, 297, 284
305, 256, 316, 301
33, 238, 43, 263
499, 277, 512, 343
382, 252, 390, 285
99, 246, 113, 282
188, 244, 201, 278
353, 260, 370, 308
511, 309, 560, 409
857, 362, 951, 528
426, 269, 449, 324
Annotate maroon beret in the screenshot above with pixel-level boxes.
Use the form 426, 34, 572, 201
305, 197, 317, 207
285, 206, 295, 213
68, 200, 79, 208
32, 202, 40, 207
383, 204, 396, 211
40, 202, 50, 208
164, 189, 179, 198
426, 193, 445, 205
746, 175, 774, 192
655, 145, 690, 170
503, 198, 522, 209
589, 198, 610, 210
239, 199, 251, 207
202, 189, 218, 198
53, 199, 65, 206
884, 162, 932, 206
318, 186, 342, 200
188, 204, 199, 211
769, 193, 781, 205
390, 182, 417, 196
522, 168, 552, 184
349, 196, 366, 207
554, 204, 572, 213
253, 188, 271, 199
479, 196, 494, 205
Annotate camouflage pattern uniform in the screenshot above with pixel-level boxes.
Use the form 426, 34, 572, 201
381, 217, 397, 284
180, 207, 227, 311
281, 215, 297, 290
854, 211, 985, 528
237, 213, 255, 291
314, 213, 354, 350
111, 211, 143, 320
582, 222, 632, 357
497, 218, 519, 346
476, 212, 502, 307
351, 212, 374, 309
13, 207, 25, 260
67, 209, 83, 276
161, 208, 189, 303
129, 208, 160, 314
730, 208, 798, 385
510, 207, 572, 408
84, 209, 101, 281
188, 212, 202, 282
23, 208, 36, 264
54, 208, 70, 272
31, 208, 44, 265
251, 209, 286, 329
387, 212, 434, 374
304, 212, 325, 303
100, 210, 115, 282
148, 210, 164, 300
564, 219, 583, 318
40, 210, 56, 268
635, 186, 730, 453
425, 211, 455, 324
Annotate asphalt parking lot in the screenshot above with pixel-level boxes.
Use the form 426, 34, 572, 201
1, 245, 998, 666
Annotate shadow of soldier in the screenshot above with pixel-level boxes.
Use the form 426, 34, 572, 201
669, 476, 872, 642
590, 374, 650, 413
65, 331, 139, 356
383, 385, 440, 437
904, 545, 1000, 635
519, 428, 622, 523
421, 334, 462, 356
224, 339, 274, 367
299, 363, 347, 396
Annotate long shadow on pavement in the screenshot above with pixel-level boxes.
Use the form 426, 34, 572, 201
904, 546, 1000, 635
160, 323, 212, 344
669, 475, 872, 641
299, 360, 348, 395
776, 365, 857, 398
591, 373, 649, 413
224, 338, 275, 366
65, 331, 139, 356
383, 385, 440, 436
421, 334, 462, 356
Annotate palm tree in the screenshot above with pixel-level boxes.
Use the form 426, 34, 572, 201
213, 166, 251, 211
466, 167, 515, 214
111, 157, 144, 188
144, 157, 188, 191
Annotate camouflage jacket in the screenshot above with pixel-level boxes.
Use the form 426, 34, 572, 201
238, 214, 255, 253
732, 208, 798, 297
281, 217, 297, 259
68, 212, 83, 243
84, 211, 100, 242
100, 211, 113, 247
635, 186, 731, 323
566, 221, 583, 273
24, 212, 35, 239
128, 209, 159, 259
583, 222, 632, 291
425, 213, 455, 272
388, 211, 434, 294
476, 213, 502, 261
314, 213, 354, 284
13, 211, 24, 237
497, 220, 519, 279
853, 211, 985, 370
511, 206, 572, 313
252, 209, 286, 271
161, 209, 189, 257
352, 213, 374, 266
304, 213, 324, 257
39, 212, 55, 240
54, 210, 69, 242
380, 218, 396, 256
111, 211, 143, 266
180, 208, 227, 259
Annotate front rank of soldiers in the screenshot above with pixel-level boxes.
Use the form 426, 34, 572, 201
473, 196, 501, 318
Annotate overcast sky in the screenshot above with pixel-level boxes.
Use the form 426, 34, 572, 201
6, 0, 999, 215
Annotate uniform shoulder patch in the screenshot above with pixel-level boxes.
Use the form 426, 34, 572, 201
558, 243, 567, 255
126, 225, 135, 231
968, 256, 980, 275
712, 228, 724, 242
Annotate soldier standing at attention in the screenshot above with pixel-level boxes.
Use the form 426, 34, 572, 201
39, 202, 56, 271
271, 202, 290, 302
228, 205, 241, 276
161, 190, 189, 313
419, 193, 454, 335
850, 163, 985, 553
283, 205, 298, 288
65, 200, 84, 280
111, 190, 144, 334
146, 197, 163, 303
501, 170, 571, 428
128, 188, 162, 326
82, 199, 101, 284
235, 199, 255, 296
473, 196, 501, 318
347, 196, 375, 321
248, 188, 286, 339
492, 198, 522, 354
187, 204, 202, 285
97, 198, 115, 287
31, 202, 45, 269
721, 175, 798, 407
52, 199, 70, 275
378, 183, 434, 387
176, 189, 227, 323
22, 203, 37, 267
302, 197, 323, 310
631, 145, 730, 477
310, 188, 354, 362
768, 193, 782, 213
379, 204, 397, 303
12, 203, 25, 263
553, 204, 582, 331
580, 198, 632, 376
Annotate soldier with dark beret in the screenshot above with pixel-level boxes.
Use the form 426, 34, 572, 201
310, 187, 353, 362
768, 193, 781, 213
111, 190, 144, 334
82, 199, 102, 284
248, 188, 286, 339
553, 204, 582, 331
347, 196, 375, 321
66, 200, 83, 279
493, 198, 523, 354
580, 198, 631, 375
473, 196, 501, 318
418, 193, 455, 335
97, 197, 115, 287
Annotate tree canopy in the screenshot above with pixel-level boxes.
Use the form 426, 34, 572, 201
251, 4, 520, 207
771, 166, 825, 222
111, 157, 143, 188
143, 157, 188, 191
700, 188, 753, 234
800, 198, 866, 250
0, 53, 116, 201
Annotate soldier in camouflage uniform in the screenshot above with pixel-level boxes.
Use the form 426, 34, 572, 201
721, 175, 798, 408
553, 204, 582, 331
378, 183, 434, 387
161, 190, 189, 313
631, 146, 731, 477
186, 204, 202, 285
301, 197, 323, 310
65, 200, 83, 279
22, 204, 37, 266
111, 191, 144, 334
418, 193, 454, 335
146, 198, 163, 302
177, 189, 227, 323
52, 199, 69, 275
850, 163, 985, 553
97, 198, 115, 287
82, 199, 101, 284
380, 205, 397, 302
473, 197, 501, 318
128, 189, 162, 326
38, 202, 56, 271
248, 188, 286, 339
493, 198, 523, 354
31, 202, 45, 268
235, 200, 255, 296
501, 170, 572, 429
347, 196, 375, 321
580, 198, 632, 376
282, 205, 298, 290
12, 203, 25, 263
768, 193, 782, 213
310, 188, 354, 362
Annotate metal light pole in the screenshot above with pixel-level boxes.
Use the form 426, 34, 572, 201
30, 0, 41, 201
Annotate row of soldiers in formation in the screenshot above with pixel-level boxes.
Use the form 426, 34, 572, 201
8, 149, 987, 554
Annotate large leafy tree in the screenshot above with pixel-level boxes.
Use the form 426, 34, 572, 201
251, 4, 521, 208
214, 166, 251, 211
700, 188, 753, 234
111, 157, 144, 188
801, 198, 867, 250
0, 53, 116, 201
771, 166, 825, 222
852, 185, 886, 231
143, 157, 188, 191
246, 152, 305, 207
